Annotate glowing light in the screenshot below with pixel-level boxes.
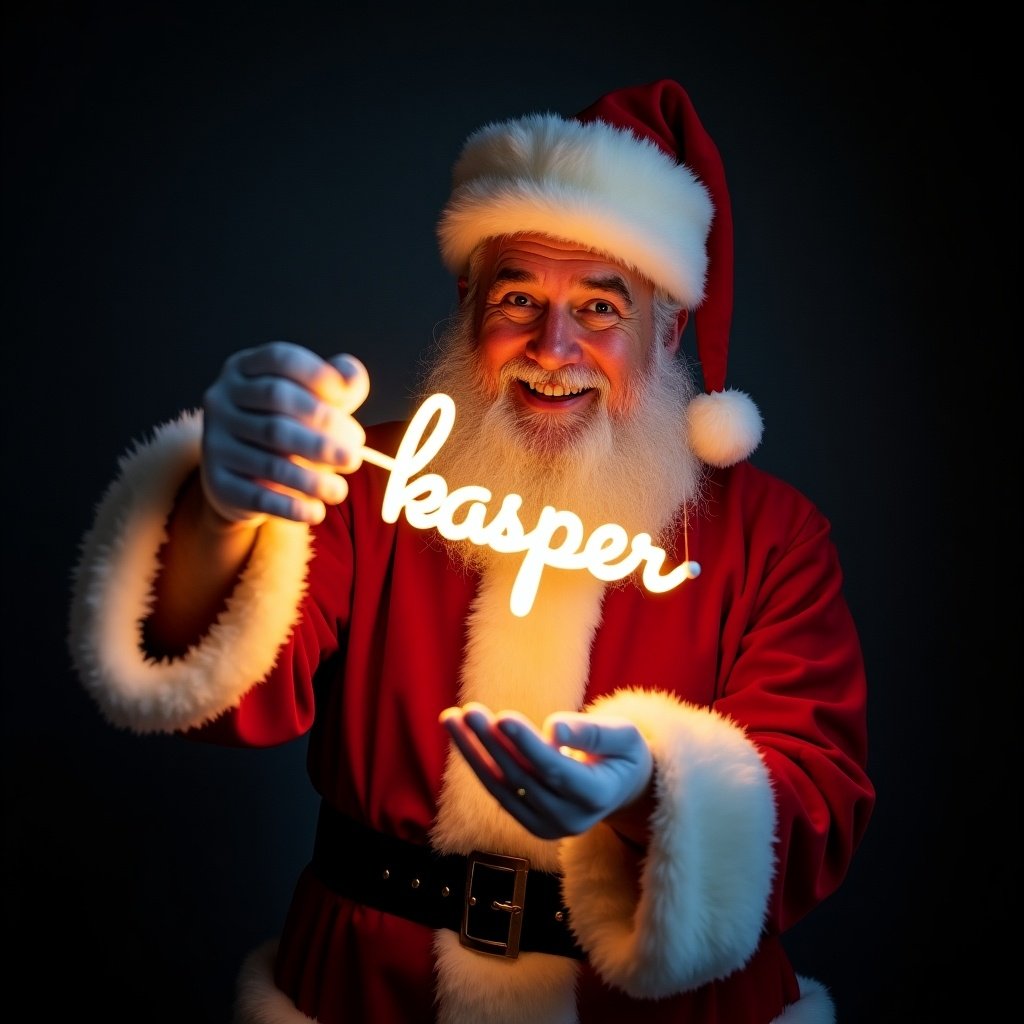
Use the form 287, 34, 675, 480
360, 393, 700, 617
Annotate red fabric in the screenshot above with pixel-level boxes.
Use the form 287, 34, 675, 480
576, 79, 734, 395
192, 418, 874, 1023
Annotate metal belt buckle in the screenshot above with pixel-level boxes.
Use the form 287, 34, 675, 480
460, 850, 530, 957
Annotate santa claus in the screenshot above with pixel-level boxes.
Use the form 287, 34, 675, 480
68, 79, 874, 1023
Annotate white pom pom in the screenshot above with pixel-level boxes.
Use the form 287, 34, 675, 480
687, 389, 763, 467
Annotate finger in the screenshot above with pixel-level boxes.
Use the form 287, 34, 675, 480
545, 713, 641, 757
204, 435, 350, 507
217, 370, 325, 420
326, 353, 371, 414
202, 464, 327, 525
442, 708, 542, 803
496, 714, 588, 777
462, 706, 543, 777
485, 716, 603, 822
210, 404, 362, 471
440, 711, 559, 837
231, 341, 338, 394
211, 365, 366, 466
227, 342, 367, 423
496, 716, 624, 817
440, 708, 506, 782
547, 715, 653, 812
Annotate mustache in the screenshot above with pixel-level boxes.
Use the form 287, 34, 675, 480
495, 356, 609, 395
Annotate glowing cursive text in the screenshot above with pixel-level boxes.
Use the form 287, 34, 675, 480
359, 393, 700, 617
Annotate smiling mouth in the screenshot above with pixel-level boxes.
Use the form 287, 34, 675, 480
519, 378, 595, 401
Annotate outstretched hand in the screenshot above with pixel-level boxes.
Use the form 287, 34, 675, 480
200, 341, 370, 525
440, 702, 653, 841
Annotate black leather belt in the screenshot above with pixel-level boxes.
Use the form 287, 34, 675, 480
311, 801, 586, 960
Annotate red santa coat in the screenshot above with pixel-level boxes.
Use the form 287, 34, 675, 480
68, 413, 874, 1024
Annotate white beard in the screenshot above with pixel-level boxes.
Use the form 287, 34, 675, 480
413, 307, 705, 575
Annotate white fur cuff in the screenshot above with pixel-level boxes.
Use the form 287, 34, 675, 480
68, 410, 313, 733
559, 688, 777, 998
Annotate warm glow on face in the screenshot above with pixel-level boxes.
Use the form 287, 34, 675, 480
359, 393, 700, 616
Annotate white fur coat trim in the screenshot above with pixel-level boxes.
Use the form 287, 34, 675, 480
67, 409, 313, 733
231, 940, 834, 1023
433, 930, 579, 1024
430, 561, 607, 865
429, 561, 608, 1023
559, 688, 777, 998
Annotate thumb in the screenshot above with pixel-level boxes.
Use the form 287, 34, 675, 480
327, 353, 371, 414
547, 713, 641, 758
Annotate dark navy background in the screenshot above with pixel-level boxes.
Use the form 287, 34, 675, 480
3, 3, 1017, 1020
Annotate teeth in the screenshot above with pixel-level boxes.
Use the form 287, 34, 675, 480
526, 380, 587, 397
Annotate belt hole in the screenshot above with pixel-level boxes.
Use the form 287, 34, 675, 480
382, 869, 390, 881
554, 911, 565, 922
468, 896, 477, 906
441, 886, 451, 897
411, 878, 421, 889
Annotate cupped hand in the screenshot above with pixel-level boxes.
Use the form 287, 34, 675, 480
200, 341, 370, 524
440, 702, 653, 840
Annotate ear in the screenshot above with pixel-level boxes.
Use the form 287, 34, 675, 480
665, 308, 688, 356
457, 276, 469, 304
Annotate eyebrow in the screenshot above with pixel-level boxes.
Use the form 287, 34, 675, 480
488, 267, 635, 307
581, 273, 634, 307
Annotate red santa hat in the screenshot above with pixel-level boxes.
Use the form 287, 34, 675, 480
437, 78, 763, 467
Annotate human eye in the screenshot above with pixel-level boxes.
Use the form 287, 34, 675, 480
581, 297, 620, 318
495, 291, 543, 322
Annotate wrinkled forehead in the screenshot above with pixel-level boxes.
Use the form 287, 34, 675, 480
477, 232, 655, 294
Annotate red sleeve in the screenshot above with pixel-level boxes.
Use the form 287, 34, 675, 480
716, 502, 875, 932
186, 423, 405, 748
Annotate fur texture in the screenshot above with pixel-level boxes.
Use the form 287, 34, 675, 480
67, 410, 313, 733
433, 930, 579, 1024
438, 113, 713, 308
73, 413, 828, 1022
429, 561, 607, 1019
559, 688, 777, 998
230, 936, 579, 1024
233, 940, 318, 1023
770, 975, 836, 1024
687, 388, 764, 467
230, 941, 835, 1024
430, 561, 608, 864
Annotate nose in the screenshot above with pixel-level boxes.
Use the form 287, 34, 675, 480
526, 307, 581, 370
